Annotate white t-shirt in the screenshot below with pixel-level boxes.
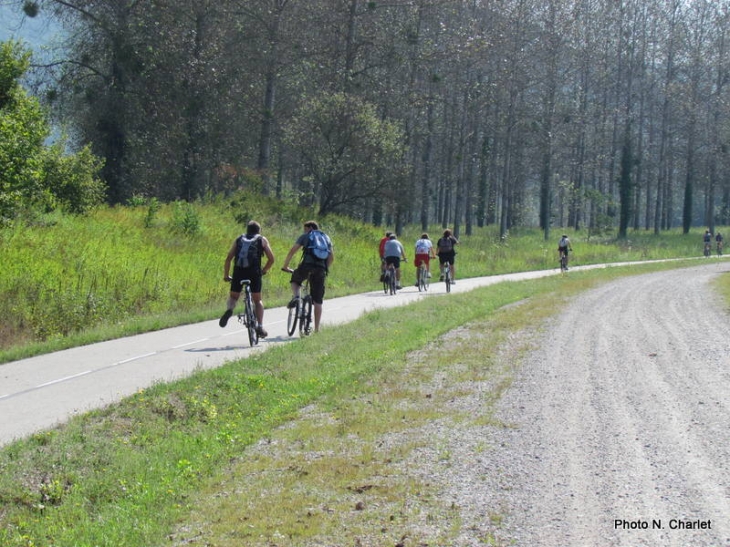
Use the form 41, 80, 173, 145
415, 238, 433, 254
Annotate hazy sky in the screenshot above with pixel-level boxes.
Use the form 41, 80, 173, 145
0, 4, 59, 49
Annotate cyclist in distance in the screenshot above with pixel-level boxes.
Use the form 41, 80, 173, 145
437, 229, 459, 284
704, 229, 713, 257
281, 220, 334, 333
379, 230, 393, 281
557, 234, 572, 270
383, 233, 407, 290
716, 231, 724, 255
414, 233, 437, 286
220, 220, 275, 338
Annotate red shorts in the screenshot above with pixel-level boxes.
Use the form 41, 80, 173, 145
414, 254, 431, 268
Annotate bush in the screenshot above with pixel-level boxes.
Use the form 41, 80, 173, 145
42, 143, 106, 214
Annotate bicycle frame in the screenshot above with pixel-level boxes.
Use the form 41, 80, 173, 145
442, 261, 451, 293
559, 252, 568, 272
385, 262, 397, 295
417, 261, 429, 292
286, 272, 313, 337
237, 279, 258, 346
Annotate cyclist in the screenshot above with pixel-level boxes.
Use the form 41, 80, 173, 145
383, 233, 407, 290
281, 220, 334, 333
716, 232, 724, 256
414, 233, 437, 287
437, 229, 459, 284
378, 230, 393, 281
220, 220, 275, 338
704, 229, 712, 257
557, 234, 572, 270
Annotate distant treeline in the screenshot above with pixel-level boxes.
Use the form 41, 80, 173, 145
12, 0, 730, 237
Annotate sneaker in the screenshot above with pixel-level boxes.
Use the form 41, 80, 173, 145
415, 283, 419, 287
219, 309, 233, 327
287, 297, 300, 309
439, 275, 444, 281
427, 272, 432, 278
256, 326, 268, 338
396, 285, 403, 290
379, 274, 385, 282
451, 280, 456, 285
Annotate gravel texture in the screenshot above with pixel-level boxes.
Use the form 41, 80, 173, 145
445, 263, 730, 546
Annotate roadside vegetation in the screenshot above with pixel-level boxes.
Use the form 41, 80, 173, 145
0, 190, 719, 364
0, 259, 708, 547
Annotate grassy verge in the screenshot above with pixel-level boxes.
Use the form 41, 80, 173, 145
0, 190, 724, 364
0, 260, 699, 547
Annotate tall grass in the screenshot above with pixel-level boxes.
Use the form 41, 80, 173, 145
0, 193, 719, 361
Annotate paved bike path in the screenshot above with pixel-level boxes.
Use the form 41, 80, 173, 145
0, 259, 703, 446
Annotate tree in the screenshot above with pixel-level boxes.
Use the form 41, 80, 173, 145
0, 40, 104, 223
284, 92, 407, 216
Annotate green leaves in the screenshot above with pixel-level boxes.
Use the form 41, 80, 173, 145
0, 40, 105, 224
285, 92, 407, 215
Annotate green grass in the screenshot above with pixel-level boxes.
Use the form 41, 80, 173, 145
0, 190, 722, 363
0, 259, 709, 547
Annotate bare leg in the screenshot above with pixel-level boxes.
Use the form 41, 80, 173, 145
252, 292, 264, 325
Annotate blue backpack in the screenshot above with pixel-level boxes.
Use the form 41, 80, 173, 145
307, 230, 330, 260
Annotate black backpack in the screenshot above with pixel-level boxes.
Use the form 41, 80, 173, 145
439, 236, 454, 252
236, 234, 262, 268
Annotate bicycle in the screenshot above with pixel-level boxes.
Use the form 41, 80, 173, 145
282, 268, 313, 337
441, 261, 452, 293
704, 242, 712, 258
417, 260, 430, 292
717, 241, 723, 256
236, 279, 259, 346
384, 262, 398, 295
381, 262, 390, 294
559, 251, 569, 272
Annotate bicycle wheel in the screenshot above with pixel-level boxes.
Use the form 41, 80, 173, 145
300, 296, 313, 336
243, 292, 258, 346
389, 268, 397, 295
417, 265, 425, 292
246, 312, 258, 346
382, 271, 390, 294
286, 298, 299, 336
444, 267, 451, 293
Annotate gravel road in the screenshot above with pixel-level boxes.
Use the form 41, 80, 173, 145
467, 263, 730, 546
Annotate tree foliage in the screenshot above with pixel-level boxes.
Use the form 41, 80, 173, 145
13, 0, 730, 234
285, 92, 407, 216
0, 40, 105, 224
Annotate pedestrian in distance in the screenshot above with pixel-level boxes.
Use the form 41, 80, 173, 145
281, 220, 334, 333
716, 231, 724, 256
220, 220, 275, 338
